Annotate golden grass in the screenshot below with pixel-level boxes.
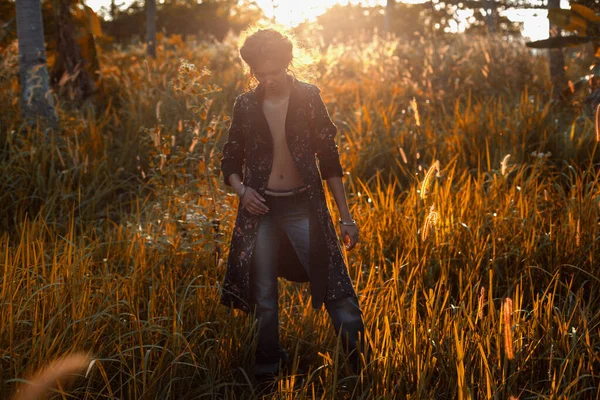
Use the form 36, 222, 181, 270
1, 32, 600, 398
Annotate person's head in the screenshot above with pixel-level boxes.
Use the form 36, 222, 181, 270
238, 25, 312, 90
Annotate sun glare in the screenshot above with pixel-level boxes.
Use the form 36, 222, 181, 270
255, 0, 389, 27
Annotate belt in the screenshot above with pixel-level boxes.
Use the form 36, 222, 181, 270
264, 186, 307, 197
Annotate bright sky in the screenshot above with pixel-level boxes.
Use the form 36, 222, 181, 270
87, 0, 571, 41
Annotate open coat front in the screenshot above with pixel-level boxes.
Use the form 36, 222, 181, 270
220, 78, 357, 313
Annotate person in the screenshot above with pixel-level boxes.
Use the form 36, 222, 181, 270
219, 26, 368, 387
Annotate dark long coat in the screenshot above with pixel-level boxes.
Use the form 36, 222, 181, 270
220, 77, 357, 313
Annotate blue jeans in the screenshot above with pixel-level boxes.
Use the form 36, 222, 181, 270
250, 190, 366, 375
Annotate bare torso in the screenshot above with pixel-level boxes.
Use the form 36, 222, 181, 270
263, 95, 305, 190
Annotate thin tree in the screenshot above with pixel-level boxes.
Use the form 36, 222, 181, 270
15, 0, 58, 128
110, 0, 117, 20
271, 0, 276, 22
485, 0, 496, 34
548, 0, 567, 95
384, 0, 394, 35
146, 0, 156, 58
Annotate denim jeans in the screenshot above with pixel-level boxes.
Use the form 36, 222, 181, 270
250, 190, 367, 375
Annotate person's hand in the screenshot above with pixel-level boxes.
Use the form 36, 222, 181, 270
240, 186, 269, 215
340, 223, 359, 251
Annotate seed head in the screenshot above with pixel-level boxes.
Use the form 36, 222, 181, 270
503, 297, 514, 360
410, 97, 420, 127
421, 204, 439, 242
477, 286, 486, 320
421, 160, 440, 200
501, 154, 511, 176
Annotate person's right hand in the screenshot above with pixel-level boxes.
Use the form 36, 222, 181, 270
240, 186, 269, 215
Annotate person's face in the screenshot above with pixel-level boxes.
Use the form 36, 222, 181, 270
252, 58, 288, 92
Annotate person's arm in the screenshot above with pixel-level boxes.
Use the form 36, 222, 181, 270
326, 176, 352, 222
326, 176, 358, 250
228, 172, 269, 215
221, 97, 268, 215
310, 86, 359, 250
227, 173, 244, 196
309, 86, 344, 181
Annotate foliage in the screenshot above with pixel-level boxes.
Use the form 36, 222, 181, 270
526, 4, 600, 109
1, 0, 105, 108
528, 4, 600, 46
101, 0, 263, 45
462, 10, 523, 37
297, 2, 432, 43
571, 0, 600, 14
1, 28, 600, 399
297, 1, 524, 43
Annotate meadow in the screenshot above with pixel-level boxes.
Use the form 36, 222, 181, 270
1, 31, 600, 399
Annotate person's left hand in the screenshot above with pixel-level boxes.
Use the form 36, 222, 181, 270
340, 223, 359, 251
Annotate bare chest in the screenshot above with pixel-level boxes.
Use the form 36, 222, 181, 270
262, 99, 289, 143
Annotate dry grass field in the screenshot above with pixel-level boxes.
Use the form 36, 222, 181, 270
1, 32, 600, 399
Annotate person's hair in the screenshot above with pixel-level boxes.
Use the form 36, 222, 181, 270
238, 23, 314, 88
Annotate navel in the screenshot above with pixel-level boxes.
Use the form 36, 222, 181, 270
279, 174, 284, 179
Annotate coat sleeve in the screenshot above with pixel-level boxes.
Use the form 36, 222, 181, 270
220, 96, 245, 186
309, 86, 344, 180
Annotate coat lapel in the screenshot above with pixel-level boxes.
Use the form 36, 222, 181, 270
285, 79, 310, 149
247, 85, 272, 145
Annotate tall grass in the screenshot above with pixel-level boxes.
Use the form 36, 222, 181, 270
1, 32, 599, 398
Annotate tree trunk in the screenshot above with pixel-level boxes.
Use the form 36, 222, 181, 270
548, 0, 567, 95
15, 0, 58, 128
146, 0, 156, 59
485, 0, 496, 34
51, 0, 95, 104
429, 0, 435, 38
110, 0, 116, 20
384, 0, 394, 35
